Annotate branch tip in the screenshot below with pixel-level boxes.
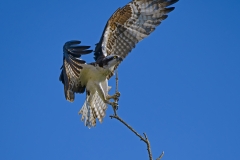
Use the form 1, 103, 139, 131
156, 151, 164, 160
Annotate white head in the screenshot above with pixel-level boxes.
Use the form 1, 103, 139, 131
98, 55, 123, 70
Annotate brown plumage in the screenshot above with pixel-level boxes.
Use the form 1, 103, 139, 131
94, 0, 179, 78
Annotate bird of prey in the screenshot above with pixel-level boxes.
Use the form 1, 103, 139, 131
59, 0, 178, 128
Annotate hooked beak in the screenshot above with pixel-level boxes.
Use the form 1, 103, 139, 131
118, 57, 123, 62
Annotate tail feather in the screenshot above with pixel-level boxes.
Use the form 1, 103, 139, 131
78, 91, 107, 128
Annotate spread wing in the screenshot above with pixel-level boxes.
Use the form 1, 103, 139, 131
59, 40, 93, 102
94, 0, 178, 72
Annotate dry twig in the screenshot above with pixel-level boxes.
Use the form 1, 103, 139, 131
110, 114, 153, 160
156, 152, 164, 160
109, 71, 164, 160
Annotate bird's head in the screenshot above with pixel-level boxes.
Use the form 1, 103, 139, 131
98, 55, 123, 70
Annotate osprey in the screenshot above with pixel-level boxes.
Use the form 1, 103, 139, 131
60, 0, 178, 128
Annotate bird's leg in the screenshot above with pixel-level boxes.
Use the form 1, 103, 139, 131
106, 92, 120, 111
103, 99, 118, 116
110, 69, 120, 115
107, 69, 121, 101
106, 100, 118, 116
106, 101, 118, 108
107, 92, 120, 101
105, 92, 120, 115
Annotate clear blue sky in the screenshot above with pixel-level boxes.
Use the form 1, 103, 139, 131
1, 0, 240, 160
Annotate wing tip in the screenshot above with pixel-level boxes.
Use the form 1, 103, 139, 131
63, 40, 93, 58
65, 90, 75, 102
64, 40, 81, 46
165, 0, 179, 7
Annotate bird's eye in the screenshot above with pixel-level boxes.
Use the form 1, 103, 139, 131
114, 56, 117, 59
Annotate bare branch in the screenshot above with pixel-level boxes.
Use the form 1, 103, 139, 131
110, 70, 163, 160
156, 152, 164, 160
143, 133, 153, 160
111, 69, 119, 116
115, 69, 118, 93
110, 115, 147, 142
110, 114, 153, 160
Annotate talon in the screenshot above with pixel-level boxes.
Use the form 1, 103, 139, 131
106, 101, 118, 107
108, 101, 118, 115
109, 102, 118, 109
107, 92, 121, 101
111, 102, 118, 111
115, 92, 120, 97
111, 102, 118, 107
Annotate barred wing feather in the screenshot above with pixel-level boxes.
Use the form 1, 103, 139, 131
59, 40, 93, 102
94, 0, 178, 76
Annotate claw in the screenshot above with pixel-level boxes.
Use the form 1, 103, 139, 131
107, 92, 121, 101
110, 102, 118, 114
110, 102, 118, 108
115, 92, 120, 97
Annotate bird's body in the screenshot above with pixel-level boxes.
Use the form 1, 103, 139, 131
79, 63, 114, 102
77, 63, 115, 127
59, 0, 179, 128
